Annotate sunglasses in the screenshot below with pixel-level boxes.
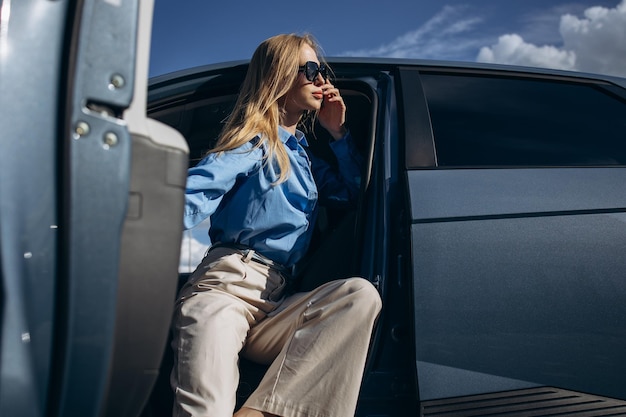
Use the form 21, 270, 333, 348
298, 61, 328, 82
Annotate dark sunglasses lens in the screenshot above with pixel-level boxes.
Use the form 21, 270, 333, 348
305, 62, 318, 81
304, 61, 327, 81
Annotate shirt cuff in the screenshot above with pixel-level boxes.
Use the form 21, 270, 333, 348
329, 129, 353, 156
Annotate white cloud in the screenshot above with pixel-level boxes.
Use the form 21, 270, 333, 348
478, 0, 626, 77
477, 33, 576, 70
340, 5, 487, 61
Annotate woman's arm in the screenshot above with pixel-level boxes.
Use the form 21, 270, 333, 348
184, 142, 262, 229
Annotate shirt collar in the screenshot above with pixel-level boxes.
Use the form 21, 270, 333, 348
278, 125, 309, 148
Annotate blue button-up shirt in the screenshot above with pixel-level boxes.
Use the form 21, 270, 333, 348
184, 126, 362, 267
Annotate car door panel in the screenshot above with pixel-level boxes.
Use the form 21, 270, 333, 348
407, 150, 626, 401
409, 169, 626, 220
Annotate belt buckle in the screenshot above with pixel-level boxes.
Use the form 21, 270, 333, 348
240, 248, 254, 263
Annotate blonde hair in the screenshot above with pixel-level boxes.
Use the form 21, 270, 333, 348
211, 33, 326, 183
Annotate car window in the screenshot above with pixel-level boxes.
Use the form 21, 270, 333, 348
420, 73, 626, 167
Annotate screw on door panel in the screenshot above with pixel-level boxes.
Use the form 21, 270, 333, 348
109, 74, 125, 90
74, 121, 90, 138
103, 132, 118, 149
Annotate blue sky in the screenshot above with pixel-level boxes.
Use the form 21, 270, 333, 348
149, 0, 626, 78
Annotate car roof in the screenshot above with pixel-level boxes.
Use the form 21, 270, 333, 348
149, 57, 626, 92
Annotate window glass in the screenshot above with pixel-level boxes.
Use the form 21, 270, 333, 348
420, 73, 626, 167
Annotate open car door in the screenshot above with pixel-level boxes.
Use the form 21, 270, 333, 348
0, 1, 187, 416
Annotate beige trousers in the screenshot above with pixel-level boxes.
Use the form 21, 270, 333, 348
171, 247, 382, 417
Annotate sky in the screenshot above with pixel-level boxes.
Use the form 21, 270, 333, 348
149, 0, 626, 79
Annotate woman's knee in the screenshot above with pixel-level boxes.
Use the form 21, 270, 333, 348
342, 277, 382, 315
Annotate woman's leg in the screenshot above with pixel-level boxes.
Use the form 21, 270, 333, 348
242, 278, 382, 417
171, 290, 251, 417
171, 248, 286, 417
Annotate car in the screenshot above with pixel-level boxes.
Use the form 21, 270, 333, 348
2, 0, 626, 416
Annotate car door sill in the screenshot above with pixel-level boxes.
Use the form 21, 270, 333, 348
421, 386, 626, 416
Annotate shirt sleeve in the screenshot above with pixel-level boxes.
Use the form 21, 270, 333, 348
309, 131, 363, 206
184, 143, 261, 229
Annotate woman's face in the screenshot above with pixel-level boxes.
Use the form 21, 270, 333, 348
281, 44, 326, 117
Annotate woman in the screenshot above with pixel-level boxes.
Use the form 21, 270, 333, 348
171, 33, 382, 417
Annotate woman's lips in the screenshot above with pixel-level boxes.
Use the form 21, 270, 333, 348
313, 92, 323, 99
